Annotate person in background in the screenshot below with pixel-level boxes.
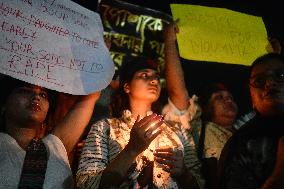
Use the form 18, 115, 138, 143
162, 20, 238, 189
218, 53, 284, 189
231, 36, 283, 131
76, 52, 203, 188
0, 76, 100, 188
197, 82, 238, 189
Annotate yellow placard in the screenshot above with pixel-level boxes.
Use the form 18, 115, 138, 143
170, 4, 272, 66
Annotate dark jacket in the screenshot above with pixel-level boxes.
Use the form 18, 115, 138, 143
217, 114, 284, 189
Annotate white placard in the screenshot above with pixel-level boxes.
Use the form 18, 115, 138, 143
0, 0, 115, 95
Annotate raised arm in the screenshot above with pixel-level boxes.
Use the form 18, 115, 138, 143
52, 91, 100, 153
164, 21, 189, 110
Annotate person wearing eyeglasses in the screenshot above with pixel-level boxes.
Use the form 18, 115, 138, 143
217, 53, 284, 189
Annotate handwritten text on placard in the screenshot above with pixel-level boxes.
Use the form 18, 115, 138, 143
0, 0, 115, 95
170, 4, 270, 65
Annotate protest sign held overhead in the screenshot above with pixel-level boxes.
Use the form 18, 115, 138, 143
170, 4, 272, 66
99, 0, 172, 74
0, 0, 115, 95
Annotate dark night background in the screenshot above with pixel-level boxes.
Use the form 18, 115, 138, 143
72, 0, 284, 116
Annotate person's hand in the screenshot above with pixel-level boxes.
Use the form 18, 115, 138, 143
268, 37, 282, 54
126, 114, 164, 155
154, 147, 185, 177
163, 19, 179, 43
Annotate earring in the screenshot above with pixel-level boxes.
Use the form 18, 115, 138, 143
123, 83, 130, 93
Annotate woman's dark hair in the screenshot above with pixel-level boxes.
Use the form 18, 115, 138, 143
110, 56, 161, 118
0, 75, 56, 132
198, 82, 230, 122
249, 53, 284, 77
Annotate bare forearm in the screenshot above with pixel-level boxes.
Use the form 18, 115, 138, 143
100, 145, 138, 188
53, 92, 100, 153
164, 37, 188, 110
262, 177, 284, 189
261, 168, 284, 189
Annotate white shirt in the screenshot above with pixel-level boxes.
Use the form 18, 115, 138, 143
0, 133, 74, 189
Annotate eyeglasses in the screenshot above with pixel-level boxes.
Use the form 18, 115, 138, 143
249, 69, 284, 88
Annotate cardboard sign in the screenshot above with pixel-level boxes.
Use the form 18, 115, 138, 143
99, 0, 172, 73
170, 4, 271, 65
0, 0, 115, 95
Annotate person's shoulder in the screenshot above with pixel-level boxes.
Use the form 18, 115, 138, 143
89, 117, 124, 134
239, 115, 284, 137
205, 122, 218, 130
233, 116, 260, 135
204, 122, 228, 135
0, 132, 9, 140
90, 118, 115, 128
221, 117, 259, 154
0, 132, 16, 146
43, 134, 65, 146
43, 134, 69, 158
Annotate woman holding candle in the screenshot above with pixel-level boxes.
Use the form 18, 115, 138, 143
76, 46, 203, 189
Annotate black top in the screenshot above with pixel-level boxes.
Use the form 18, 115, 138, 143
217, 114, 284, 189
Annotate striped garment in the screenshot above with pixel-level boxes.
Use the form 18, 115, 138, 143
76, 108, 204, 189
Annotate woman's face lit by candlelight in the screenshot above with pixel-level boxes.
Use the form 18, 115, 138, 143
124, 69, 161, 103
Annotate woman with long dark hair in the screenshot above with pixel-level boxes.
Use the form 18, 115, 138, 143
76, 52, 203, 189
0, 76, 100, 188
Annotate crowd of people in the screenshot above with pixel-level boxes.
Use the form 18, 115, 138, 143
1, 18, 284, 189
